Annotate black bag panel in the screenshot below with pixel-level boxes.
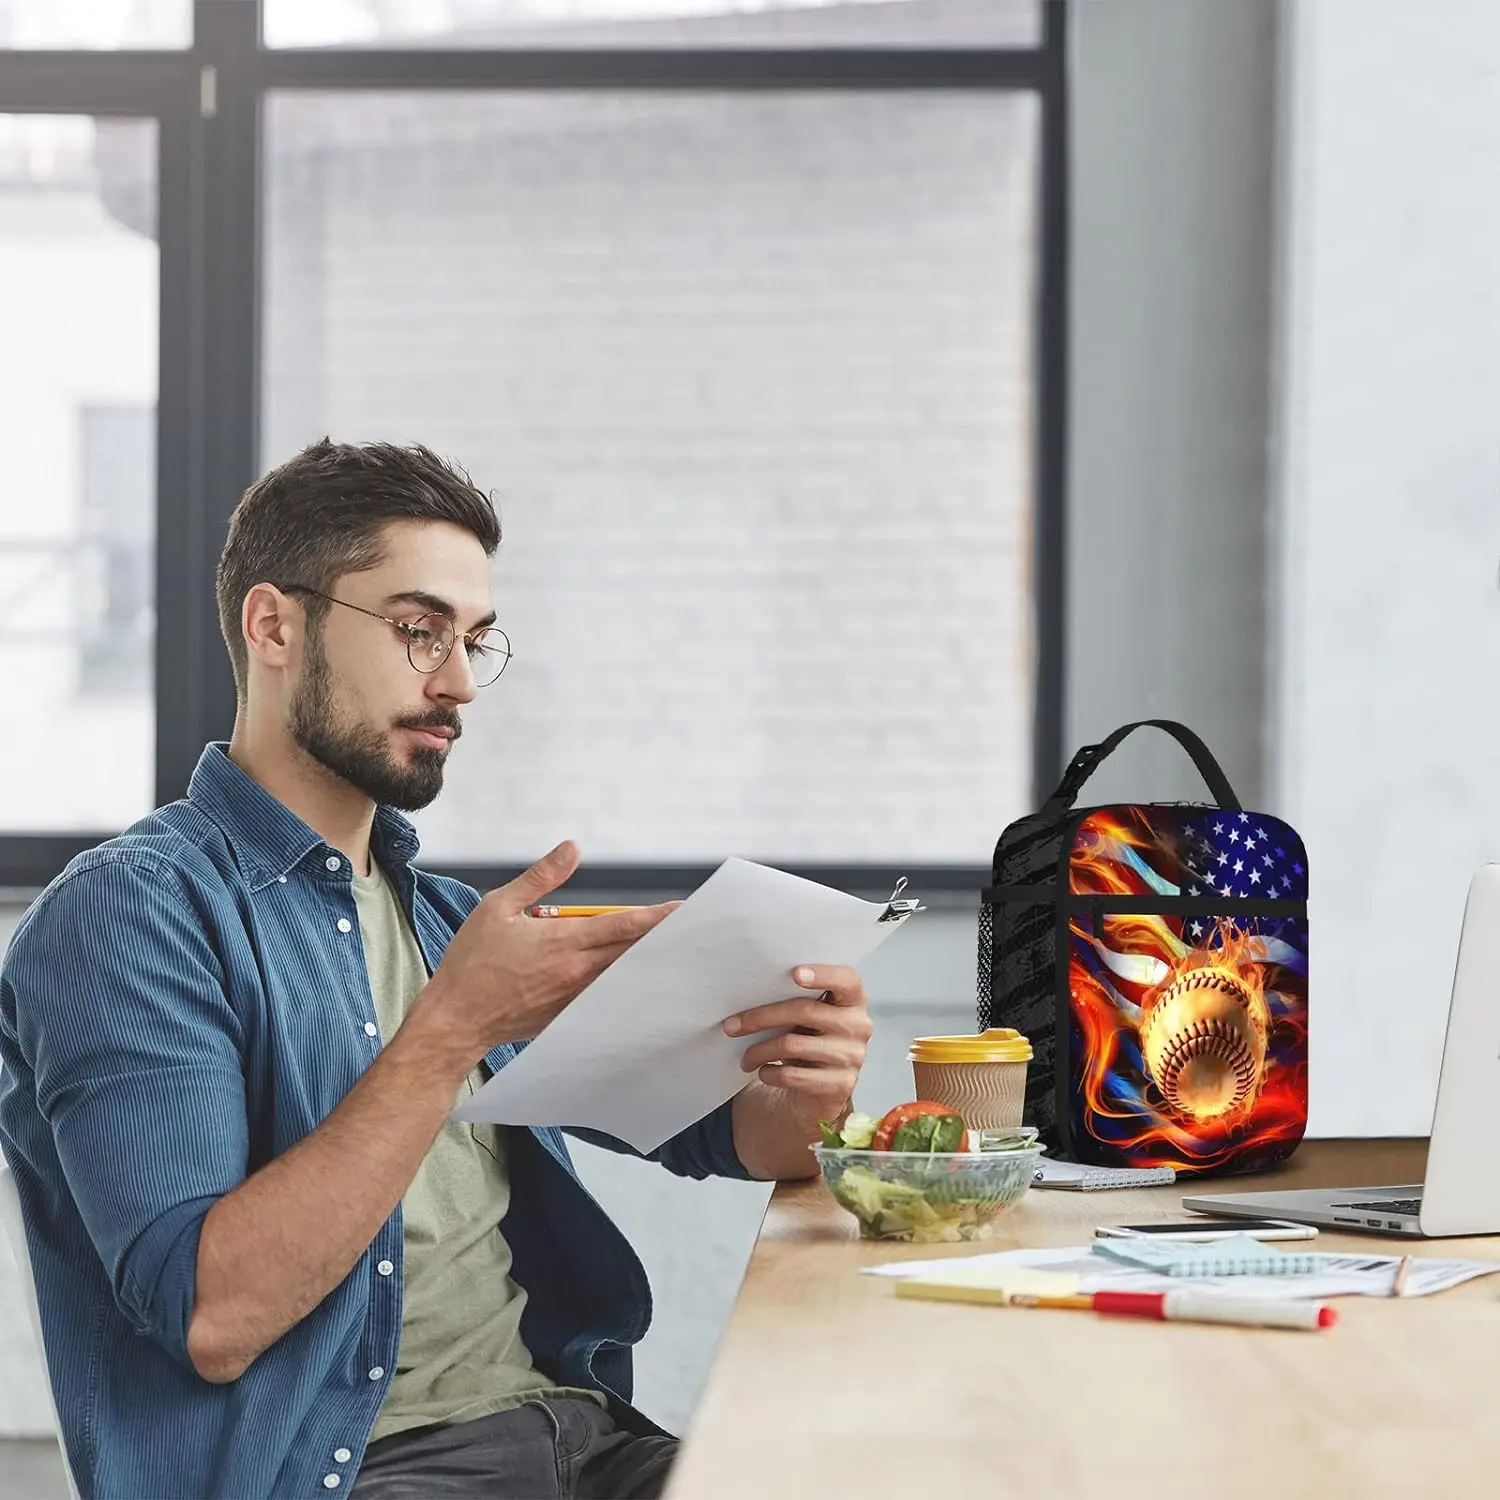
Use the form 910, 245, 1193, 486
977, 808, 1080, 1141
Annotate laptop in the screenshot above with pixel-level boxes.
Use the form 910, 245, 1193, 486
1182, 864, 1500, 1239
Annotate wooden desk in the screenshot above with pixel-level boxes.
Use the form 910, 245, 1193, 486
665, 1141, 1500, 1500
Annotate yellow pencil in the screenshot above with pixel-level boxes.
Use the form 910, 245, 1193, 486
527, 904, 648, 918
894, 1282, 1091, 1310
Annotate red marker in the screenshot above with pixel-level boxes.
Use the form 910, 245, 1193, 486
897, 1280, 1337, 1331
1029, 1289, 1336, 1331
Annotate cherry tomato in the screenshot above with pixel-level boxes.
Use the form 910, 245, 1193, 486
871, 1101, 970, 1152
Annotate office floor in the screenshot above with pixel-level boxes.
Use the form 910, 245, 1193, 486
0, 1437, 69, 1498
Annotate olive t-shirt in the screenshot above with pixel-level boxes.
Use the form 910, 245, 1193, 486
352, 860, 605, 1445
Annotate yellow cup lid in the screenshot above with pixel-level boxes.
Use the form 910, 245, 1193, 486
908, 1028, 1033, 1064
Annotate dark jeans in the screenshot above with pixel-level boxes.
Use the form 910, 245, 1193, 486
350, 1399, 677, 1500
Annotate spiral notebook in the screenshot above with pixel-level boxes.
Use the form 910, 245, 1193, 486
1033, 1159, 1177, 1192
1092, 1233, 1321, 1277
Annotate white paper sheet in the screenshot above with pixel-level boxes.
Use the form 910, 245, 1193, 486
861, 1244, 1500, 1300
451, 857, 914, 1152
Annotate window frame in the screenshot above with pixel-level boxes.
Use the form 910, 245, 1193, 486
0, 0, 1068, 901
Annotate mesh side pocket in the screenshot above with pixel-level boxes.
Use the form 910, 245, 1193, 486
976, 901, 994, 1030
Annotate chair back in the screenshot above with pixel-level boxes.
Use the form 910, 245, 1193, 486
0, 1158, 82, 1500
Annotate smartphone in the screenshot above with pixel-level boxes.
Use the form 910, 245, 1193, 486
1094, 1219, 1319, 1243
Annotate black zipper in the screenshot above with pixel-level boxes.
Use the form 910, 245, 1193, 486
1081, 894, 1306, 922
986, 887, 1305, 919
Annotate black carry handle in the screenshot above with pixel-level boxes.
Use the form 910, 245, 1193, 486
1041, 719, 1241, 817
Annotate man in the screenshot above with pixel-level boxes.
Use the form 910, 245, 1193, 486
0, 439, 873, 1500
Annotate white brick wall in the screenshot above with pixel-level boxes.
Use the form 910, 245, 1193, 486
262, 90, 1039, 866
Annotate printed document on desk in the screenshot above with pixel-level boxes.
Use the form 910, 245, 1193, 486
863, 1245, 1500, 1300
452, 857, 917, 1153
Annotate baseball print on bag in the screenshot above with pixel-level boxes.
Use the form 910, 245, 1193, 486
1066, 807, 1308, 1174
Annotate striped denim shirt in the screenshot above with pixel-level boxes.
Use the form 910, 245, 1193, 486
0, 744, 750, 1499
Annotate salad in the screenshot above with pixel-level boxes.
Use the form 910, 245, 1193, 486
820, 1101, 968, 1154
814, 1101, 1039, 1243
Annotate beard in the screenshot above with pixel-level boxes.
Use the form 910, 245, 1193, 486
288, 633, 457, 812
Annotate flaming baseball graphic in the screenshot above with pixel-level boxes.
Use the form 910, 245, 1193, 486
1139, 921, 1271, 1122
1063, 807, 1309, 1174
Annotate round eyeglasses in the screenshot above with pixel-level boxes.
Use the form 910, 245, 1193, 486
279, 585, 512, 687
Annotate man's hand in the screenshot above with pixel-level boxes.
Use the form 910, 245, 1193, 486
411, 840, 674, 1072
724, 965, 873, 1176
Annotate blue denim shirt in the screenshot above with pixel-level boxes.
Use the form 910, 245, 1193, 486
0, 745, 752, 1500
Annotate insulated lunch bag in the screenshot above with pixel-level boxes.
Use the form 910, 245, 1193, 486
977, 720, 1308, 1177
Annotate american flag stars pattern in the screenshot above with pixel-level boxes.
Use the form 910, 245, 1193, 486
1176, 810, 1309, 941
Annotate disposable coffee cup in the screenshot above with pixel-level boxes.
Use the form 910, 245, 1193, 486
908, 1028, 1032, 1132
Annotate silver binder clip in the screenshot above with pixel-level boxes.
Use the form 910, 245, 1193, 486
879, 875, 924, 922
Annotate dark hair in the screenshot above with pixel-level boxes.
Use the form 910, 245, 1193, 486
216, 437, 502, 704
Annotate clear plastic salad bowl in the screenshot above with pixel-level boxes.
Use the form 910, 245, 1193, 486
812, 1138, 1042, 1243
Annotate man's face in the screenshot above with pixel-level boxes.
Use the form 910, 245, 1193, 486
288, 519, 495, 811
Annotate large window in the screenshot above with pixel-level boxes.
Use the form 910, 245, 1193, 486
0, 0, 191, 49
0, 115, 157, 833
263, 90, 1036, 865
262, 0, 1039, 49
0, 0, 1065, 891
